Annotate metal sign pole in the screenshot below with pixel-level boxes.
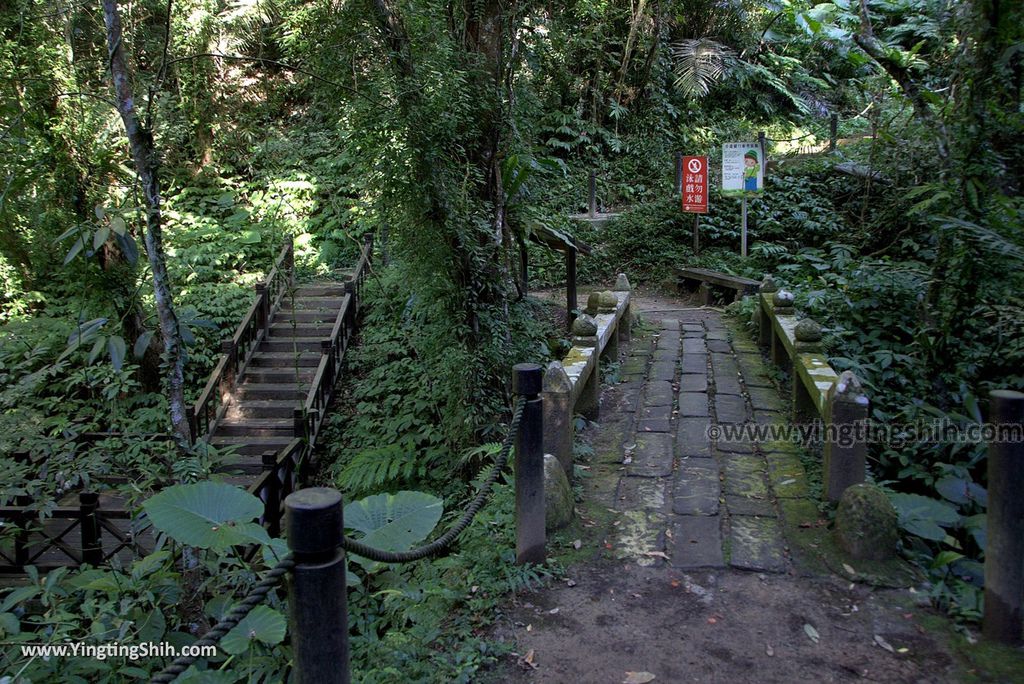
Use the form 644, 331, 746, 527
741, 197, 748, 257
694, 214, 700, 254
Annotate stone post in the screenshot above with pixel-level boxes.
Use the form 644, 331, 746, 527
770, 289, 795, 371
598, 290, 619, 359
823, 371, 869, 502
792, 318, 824, 423
756, 276, 777, 348
543, 362, 574, 477
614, 274, 632, 345
572, 314, 600, 419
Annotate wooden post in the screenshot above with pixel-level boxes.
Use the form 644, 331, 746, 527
983, 390, 1024, 644
519, 239, 529, 295
286, 488, 347, 684
262, 450, 281, 537
220, 341, 236, 400
566, 247, 578, 328
255, 282, 270, 337
513, 363, 545, 565
185, 406, 198, 445
79, 491, 103, 566
345, 280, 356, 321
829, 114, 839, 152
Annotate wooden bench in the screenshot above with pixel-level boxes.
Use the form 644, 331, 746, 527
676, 267, 760, 304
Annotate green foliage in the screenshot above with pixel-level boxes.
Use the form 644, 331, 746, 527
346, 483, 553, 683
143, 481, 271, 550
344, 490, 443, 571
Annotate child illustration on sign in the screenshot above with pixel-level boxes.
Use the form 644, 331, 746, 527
743, 149, 759, 191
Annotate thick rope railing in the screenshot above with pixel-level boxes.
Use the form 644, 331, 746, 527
340, 396, 525, 563
151, 556, 294, 683
150, 397, 525, 682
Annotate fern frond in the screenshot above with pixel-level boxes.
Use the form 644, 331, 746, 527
671, 39, 734, 99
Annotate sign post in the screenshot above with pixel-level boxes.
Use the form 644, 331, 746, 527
681, 155, 708, 254
722, 142, 764, 257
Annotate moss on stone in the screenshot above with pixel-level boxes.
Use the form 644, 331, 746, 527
835, 483, 898, 561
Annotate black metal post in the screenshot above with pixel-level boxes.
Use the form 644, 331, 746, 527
285, 488, 347, 684
262, 450, 281, 537
675, 152, 683, 194
513, 363, 545, 565
829, 113, 839, 152
79, 491, 102, 566
588, 171, 597, 218
983, 389, 1024, 644
566, 248, 578, 328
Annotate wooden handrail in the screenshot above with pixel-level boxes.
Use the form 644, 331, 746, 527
296, 238, 372, 446
190, 238, 294, 444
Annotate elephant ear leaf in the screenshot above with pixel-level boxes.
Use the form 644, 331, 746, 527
143, 481, 269, 550
343, 491, 443, 570
220, 605, 286, 654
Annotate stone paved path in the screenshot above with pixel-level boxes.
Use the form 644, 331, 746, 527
611, 309, 808, 573
491, 299, 986, 684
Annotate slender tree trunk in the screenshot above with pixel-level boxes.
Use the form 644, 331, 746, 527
102, 0, 190, 445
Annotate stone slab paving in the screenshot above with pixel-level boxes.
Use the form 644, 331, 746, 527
609, 309, 817, 576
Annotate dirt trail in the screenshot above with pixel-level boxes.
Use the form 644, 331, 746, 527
485, 289, 1011, 684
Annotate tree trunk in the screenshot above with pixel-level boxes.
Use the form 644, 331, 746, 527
102, 0, 190, 446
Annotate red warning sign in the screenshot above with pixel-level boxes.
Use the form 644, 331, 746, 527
682, 156, 708, 213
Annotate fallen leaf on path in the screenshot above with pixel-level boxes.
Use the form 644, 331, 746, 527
518, 649, 538, 670
874, 635, 894, 653
766, 644, 774, 657
804, 623, 820, 644
670, 579, 681, 588
548, 608, 560, 615
707, 617, 718, 624
566, 579, 577, 587
623, 672, 656, 684
572, 539, 582, 549
642, 551, 670, 559
526, 624, 532, 632
842, 563, 856, 576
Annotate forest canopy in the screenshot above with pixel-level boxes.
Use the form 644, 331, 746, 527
0, 0, 1021, 679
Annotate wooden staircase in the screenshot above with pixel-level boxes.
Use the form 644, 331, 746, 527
187, 237, 371, 489
209, 283, 348, 468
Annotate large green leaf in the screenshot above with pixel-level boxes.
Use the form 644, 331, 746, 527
888, 492, 960, 542
220, 605, 286, 655
344, 491, 443, 567
143, 482, 269, 550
